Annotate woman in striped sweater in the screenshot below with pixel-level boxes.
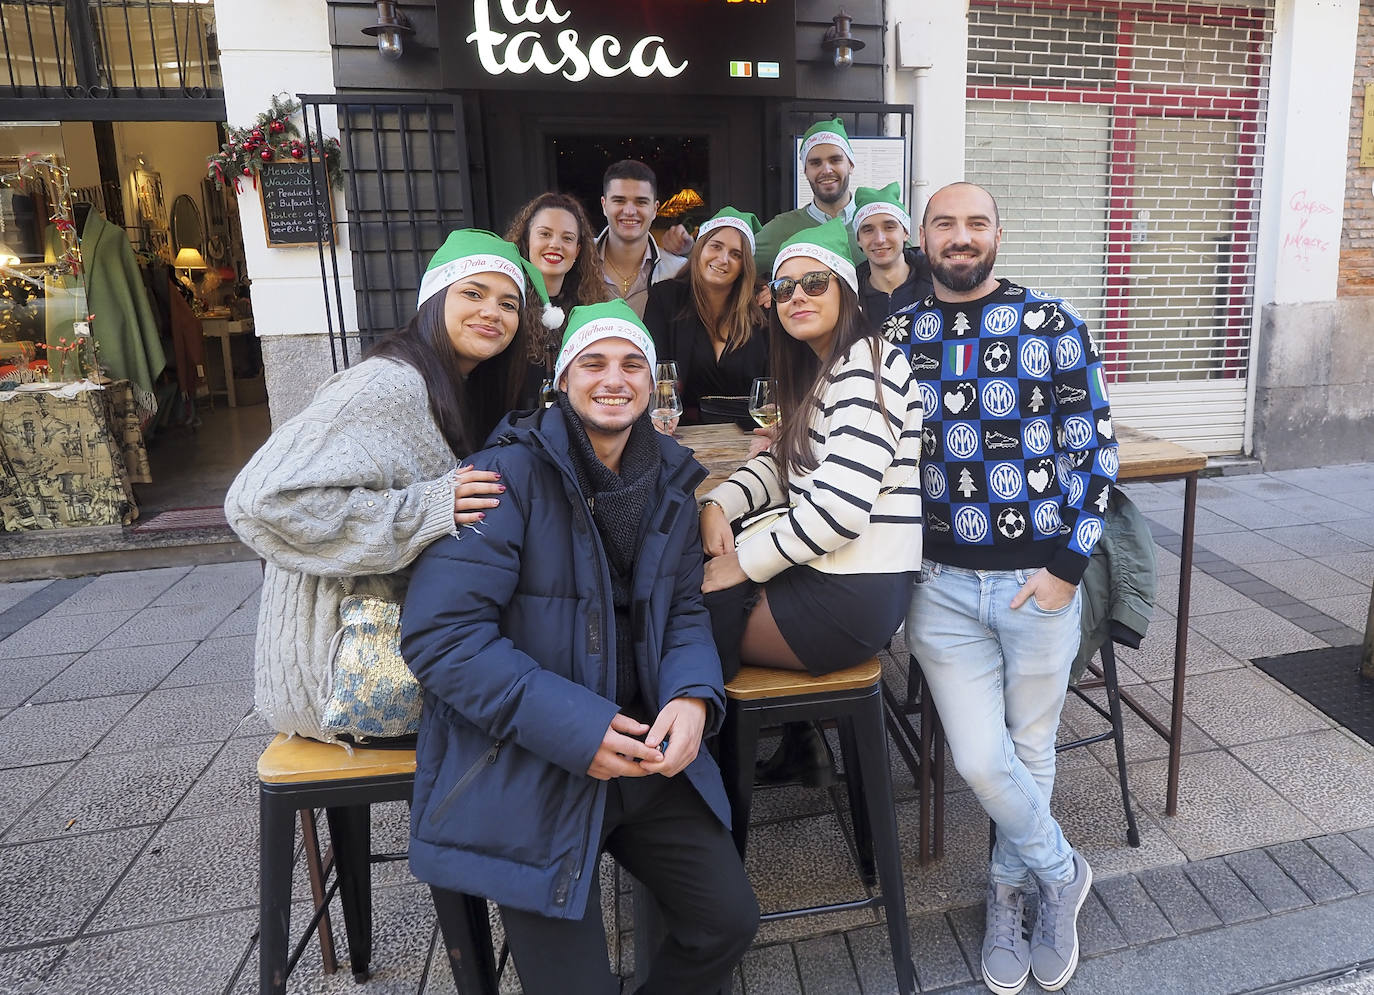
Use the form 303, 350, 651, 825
699, 217, 924, 784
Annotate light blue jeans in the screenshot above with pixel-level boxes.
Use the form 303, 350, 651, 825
906, 560, 1080, 888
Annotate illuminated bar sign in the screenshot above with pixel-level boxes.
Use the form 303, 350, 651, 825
439, 0, 797, 96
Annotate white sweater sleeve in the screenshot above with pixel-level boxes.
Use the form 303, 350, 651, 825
737, 342, 910, 582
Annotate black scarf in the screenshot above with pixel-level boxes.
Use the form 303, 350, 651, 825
558, 394, 660, 712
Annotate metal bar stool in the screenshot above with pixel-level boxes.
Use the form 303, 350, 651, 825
1060, 638, 1141, 847
256, 734, 415, 994
717, 658, 917, 995
882, 655, 947, 864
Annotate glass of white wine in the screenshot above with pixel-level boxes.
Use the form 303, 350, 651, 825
652, 379, 683, 436
655, 360, 680, 389
749, 377, 780, 429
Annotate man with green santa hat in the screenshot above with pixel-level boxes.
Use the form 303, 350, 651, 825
853, 182, 933, 340
402, 298, 758, 994
753, 117, 866, 275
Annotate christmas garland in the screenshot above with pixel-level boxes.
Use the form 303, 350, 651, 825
206, 93, 343, 193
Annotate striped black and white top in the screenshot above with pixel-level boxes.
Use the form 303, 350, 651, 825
703, 338, 924, 582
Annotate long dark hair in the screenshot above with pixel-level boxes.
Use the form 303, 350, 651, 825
770, 273, 885, 482
676, 225, 763, 354
365, 281, 535, 458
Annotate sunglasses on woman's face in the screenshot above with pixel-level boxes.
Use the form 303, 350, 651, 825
769, 269, 833, 303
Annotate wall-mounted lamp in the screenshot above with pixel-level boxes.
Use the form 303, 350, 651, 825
362, 1, 414, 61
821, 9, 865, 69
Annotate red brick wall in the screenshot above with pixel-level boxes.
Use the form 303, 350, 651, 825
1340, 1, 1374, 293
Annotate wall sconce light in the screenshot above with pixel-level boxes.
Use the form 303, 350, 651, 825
821, 9, 865, 69
362, 1, 414, 61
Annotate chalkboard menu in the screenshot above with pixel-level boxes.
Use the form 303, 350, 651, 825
257, 159, 334, 246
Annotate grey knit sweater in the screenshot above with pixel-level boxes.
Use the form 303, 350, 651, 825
224, 357, 458, 740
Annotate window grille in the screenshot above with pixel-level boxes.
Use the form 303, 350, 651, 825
964, 2, 1273, 451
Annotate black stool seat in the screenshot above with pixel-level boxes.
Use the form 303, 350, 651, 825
718, 659, 917, 995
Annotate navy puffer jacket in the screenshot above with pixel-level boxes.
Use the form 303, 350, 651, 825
401, 404, 729, 919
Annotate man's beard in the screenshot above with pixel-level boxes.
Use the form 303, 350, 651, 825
930, 245, 997, 293
812, 173, 850, 206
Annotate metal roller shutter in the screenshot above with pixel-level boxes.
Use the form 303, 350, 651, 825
964, 1, 1274, 454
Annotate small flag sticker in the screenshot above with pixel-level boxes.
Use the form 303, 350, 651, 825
1089, 366, 1108, 403
729, 61, 753, 77
758, 62, 779, 78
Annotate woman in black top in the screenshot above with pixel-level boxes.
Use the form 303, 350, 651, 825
643, 207, 767, 425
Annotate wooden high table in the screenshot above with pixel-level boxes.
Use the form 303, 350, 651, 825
678, 422, 1208, 817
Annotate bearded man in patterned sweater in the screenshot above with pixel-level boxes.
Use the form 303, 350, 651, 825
891, 182, 1117, 995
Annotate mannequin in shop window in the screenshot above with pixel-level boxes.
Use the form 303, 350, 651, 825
44, 203, 164, 399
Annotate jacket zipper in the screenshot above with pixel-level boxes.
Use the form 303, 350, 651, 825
427, 739, 503, 828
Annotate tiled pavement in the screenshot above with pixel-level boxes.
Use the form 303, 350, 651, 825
1, 464, 1374, 994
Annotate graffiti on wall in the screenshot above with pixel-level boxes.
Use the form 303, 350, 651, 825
1282, 189, 1334, 270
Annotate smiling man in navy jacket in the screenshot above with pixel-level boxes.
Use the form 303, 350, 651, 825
402, 299, 758, 995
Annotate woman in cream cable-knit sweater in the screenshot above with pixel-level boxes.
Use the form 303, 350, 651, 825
225, 230, 554, 742
699, 218, 923, 784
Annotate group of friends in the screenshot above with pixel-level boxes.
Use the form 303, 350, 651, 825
225, 117, 1119, 995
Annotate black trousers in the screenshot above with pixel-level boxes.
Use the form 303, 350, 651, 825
495, 773, 758, 995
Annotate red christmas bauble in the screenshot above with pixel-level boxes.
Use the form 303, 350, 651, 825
251, 128, 263, 141
242, 166, 252, 175
291, 147, 304, 159
269, 120, 284, 134
259, 148, 273, 161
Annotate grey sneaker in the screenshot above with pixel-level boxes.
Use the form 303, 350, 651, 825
1030, 852, 1093, 991
980, 882, 1030, 995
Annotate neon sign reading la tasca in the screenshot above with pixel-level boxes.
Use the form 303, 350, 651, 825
466, 1, 688, 81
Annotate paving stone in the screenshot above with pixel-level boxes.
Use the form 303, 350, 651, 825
1266, 840, 1356, 904
38, 908, 256, 995
1129, 751, 1319, 861
1190, 531, 1307, 565
903, 910, 972, 991
0, 945, 64, 994
0, 652, 78, 708
1137, 865, 1222, 933
208, 601, 260, 638
1348, 827, 1374, 862
0, 825, 151, 945
94, 681, 254, 753
1258, 524, 1373, 558
739, 943, 801, 994
0, 761, 71, 839
747, 812, 873, 943
1326, 515, 1374, 546
1181, 856, 1269, 924
29, 642, 196, 702
1041, 764, 1186, 877
150, 561, 263, 608
1155, 569, 1261, 616
1308, 595, 1374, 631
1075, 887, 1130, 956
793, 934, 858, 993
944, 902, 985, 969
4, 742, 218, 842
1111, 626, 1245, 684
0, 694, 141, 766
40, 567, 188, 616
1308, 835, 1374, 893
1189, 606, 1326, 662
1242, 558, 1369, 602
1224, 848, 1313, 914
0, 609, 136, 658
158, 634, 254, 687
0, 579, 53, 614
1322, 550, 1374, 584
172, 734, 269, 818
96, 601, 238, 649
90, 810, 258, 930
1092, 873, 1175, 944
1211, 474, 1314, 502
1170, 668, 1329, 747
1266, 494, 1371, 524
1145, 505, 1248, 537
1195, 493, 1310, 530
1232, 730, 1374, 833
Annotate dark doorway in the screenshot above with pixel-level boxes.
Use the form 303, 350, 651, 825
550, 132, 712, 237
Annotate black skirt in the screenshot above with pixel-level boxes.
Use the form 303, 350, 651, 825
768, 566, 914, 676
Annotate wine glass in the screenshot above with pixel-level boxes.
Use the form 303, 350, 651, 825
655, 360, 680, 391
748, 377, 780, 430
652, 379, 683, 436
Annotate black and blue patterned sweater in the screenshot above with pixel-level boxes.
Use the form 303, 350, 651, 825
890, 279, 1118, 585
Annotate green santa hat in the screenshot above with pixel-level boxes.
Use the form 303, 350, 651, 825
772, 216, 858, 294
696, 206, 762, 255
853, 182, 911, 236
417, 228, 563, 329
553, 299, 657, 387
799, 117, 856, 166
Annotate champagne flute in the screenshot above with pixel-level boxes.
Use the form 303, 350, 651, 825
749, 377, 780, 429
652, 379, 683, 436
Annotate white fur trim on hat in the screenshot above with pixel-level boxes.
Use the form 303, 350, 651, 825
697, 216, 756, 254
553, 318, 658, 388
854, 201, 911, 236
800, 130, 855, 166
773, 243, 858, 295
416, 254, 525, 311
